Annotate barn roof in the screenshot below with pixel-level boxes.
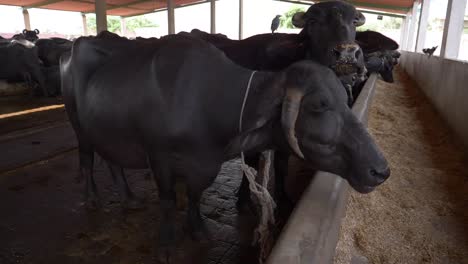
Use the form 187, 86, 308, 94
0, 0, 417, 17
0, 0, 209, 17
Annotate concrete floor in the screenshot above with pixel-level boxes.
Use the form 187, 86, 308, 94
0, 97, 259, 264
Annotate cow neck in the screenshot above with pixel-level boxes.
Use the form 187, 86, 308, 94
237, 70, 281, 143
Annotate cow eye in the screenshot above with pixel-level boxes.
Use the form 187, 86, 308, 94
308, 18, 317, 24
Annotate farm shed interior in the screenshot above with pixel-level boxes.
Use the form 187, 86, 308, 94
0, 0, 468, 264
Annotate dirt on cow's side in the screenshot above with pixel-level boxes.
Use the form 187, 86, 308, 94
334, 67, 468, 264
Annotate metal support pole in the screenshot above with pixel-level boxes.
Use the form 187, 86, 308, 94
22, 9, 31, 30
210, 0, 216, 34
120, 17, 127, 37
95, 0, 108, 33
440, 0, 467, 59
238, 0, 243, 40
167, 0, 175, 34
82, 13, 88, 36
415, 0, 431, 52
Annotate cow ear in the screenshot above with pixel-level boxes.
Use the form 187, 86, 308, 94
292, 12, 306, 28
34, 29, 40, 34
224, 123, 273, 160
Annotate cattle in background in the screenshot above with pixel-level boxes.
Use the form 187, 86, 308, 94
12, 29, 40, 42
35, 38, 72, 66
184, 1, 365, 74
355, 30, 399, 54
356, 31, 400, 83
62, 34, 389, 260
0, 42, 47, 96
365, 50, 401, 83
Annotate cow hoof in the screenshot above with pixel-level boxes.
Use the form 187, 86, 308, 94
157, 246, 175, 264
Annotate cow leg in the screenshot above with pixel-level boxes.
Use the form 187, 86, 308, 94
273, 151, 293, 215
148, 154, 176, 264
79, 147, 100, 210
185, 163, 219, 241
106, 162, 144, 210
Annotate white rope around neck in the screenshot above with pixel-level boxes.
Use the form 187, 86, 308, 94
239, 70, 276, 263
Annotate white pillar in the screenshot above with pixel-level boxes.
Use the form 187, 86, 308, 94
415, 0, 431, 52
95, 0, 107, 33
238, 0, 243, 40
400, 17, 408, 49
82, 13, 88, 36
440, 0, 468, 59
120, 17, 127, 37
167, 0, 175, 34
210, 0, 216, 34
22, 9, 31, 30
407, 1, 420, 51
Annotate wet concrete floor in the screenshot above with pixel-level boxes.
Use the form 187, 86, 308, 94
0, 97, 259, 264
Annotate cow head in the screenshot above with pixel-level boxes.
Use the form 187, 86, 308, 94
366, 50, 400, 83
21, 29, 40, 42
280, 61, 389, 193
292, 1, 365, 75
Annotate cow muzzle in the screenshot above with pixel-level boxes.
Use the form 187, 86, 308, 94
332, 43, 362, 74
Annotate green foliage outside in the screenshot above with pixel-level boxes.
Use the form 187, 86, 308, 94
359, 16, 402, 32
86, 15, 158, 34
279, 6, 307, 29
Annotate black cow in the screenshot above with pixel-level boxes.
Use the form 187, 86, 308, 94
12, 29, 40, 42
356, 31, 400, 83
61, 35, 389, 261
185, 1, 365, 73
365, 50, 400, 83
186, 0, 368, 211
355, 30, 398, 54
0, 42, 47, 96
35, 38, 72, 66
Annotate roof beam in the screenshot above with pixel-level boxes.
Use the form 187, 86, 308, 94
25, 0, 63, 8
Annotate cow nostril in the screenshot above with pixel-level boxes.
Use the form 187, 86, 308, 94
354, 48, 362, 59
369, 167, 390, 184
332, 48, 341, 59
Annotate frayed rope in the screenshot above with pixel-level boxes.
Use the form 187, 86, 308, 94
239, 71, 276, 263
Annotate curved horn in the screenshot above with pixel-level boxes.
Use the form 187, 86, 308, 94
281, 88, 305, 159
354, 11, 366, 27
34, 29, 40, 34
292, 12, 306, 28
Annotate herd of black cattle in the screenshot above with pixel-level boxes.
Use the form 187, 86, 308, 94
3, 1, 395, 261
0, 5, 399, 101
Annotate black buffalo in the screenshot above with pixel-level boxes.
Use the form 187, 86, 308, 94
61, 34, 389, 260
365, 50, 401, 83
186, 1, 365, 73
35, 38, 73, 66
12, 29, 40, 42
356, 31, 400, 83
355, 30, 399, 54
0, 42, 47, 96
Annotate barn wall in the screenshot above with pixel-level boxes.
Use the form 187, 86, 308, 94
399, 51, 468, 149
